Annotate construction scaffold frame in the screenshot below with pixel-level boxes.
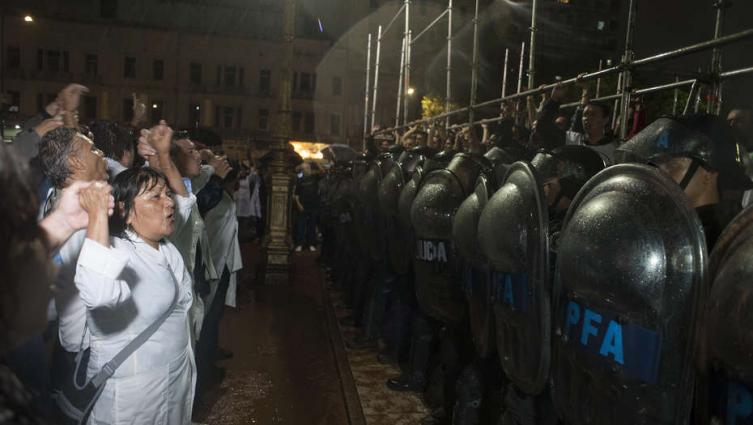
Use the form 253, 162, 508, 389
362, 0, 752, 141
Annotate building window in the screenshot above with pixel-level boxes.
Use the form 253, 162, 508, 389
292, 111, 302, 132
236, 107, 242, 128
100, 0, 118, 18
150, 100, 163, 123
37, 50, 43, 70
6, 47, 20, 69
124, 57, 136, 79
7, 91, 21, 113
259, 69, 271, 95
216, 66, 222, 85
223, 106, 235, 128
304, 112, 315, 134
332, 76, 342, 96
258, 109, 270, 130
189, 62, 202, 84
47, 51, 61, 72
224, 66, 236, 87
330, 113, 341, 136
85, 54, 98, 75
239, 67, 245, 87
299, 72, 313, 96
63, 51, 69, 72
189, 104, 200, 127
83, 96, 97, 121
153, 59, 164, 80
123, 97, 134, 122
214, 106, 221, 128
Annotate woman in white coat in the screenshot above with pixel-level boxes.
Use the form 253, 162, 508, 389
75, 157, 195, 421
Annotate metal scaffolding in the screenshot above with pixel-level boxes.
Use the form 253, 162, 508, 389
365, 1, 753, 138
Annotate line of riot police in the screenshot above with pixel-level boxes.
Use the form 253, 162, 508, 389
318, 86, 753, 425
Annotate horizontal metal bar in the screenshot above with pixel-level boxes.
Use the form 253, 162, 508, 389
632, 28, 753, 67
381, 4, 406, 39
411, 9, 449, 44
721, 65, 753, 79
373, 59, 753, 135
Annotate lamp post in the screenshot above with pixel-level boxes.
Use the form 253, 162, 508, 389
263, 0, 296, 285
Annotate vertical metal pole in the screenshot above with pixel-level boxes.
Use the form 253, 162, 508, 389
402, 0, 411, 126
619, 0, 638, 140
371, 25, 382, 132
611, 72, 623, 131
363, 33, 372, 140
517, 42, 526, 94
501, 48, 510, 101
396, 36, 407, 128
527, 0, 539, 90
684, 80, 699, 115
710, 0, 729, 114
403, 30, 412, 125
595, 60, 604, 98
469, 0, 481, 125
445, 0, 453, 130
672, 76, 680, 115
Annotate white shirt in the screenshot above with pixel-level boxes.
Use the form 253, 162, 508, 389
75, 236, 195, 424
204, 191, 243, 307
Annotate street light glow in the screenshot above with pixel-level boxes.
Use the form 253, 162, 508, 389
407, 87, 415, 95
24, 15, 34, 23
152, 103, 158, 109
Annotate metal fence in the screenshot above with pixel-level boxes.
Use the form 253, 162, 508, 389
363, 0, 753, 141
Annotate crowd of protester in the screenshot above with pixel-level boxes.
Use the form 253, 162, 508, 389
0, 83, 260, 424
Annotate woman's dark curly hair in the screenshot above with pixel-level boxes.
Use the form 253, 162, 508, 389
110, 167, 168, 238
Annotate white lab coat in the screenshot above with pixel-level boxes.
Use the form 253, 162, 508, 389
75, 235, 195, 425
169, 165, 219, 341
204, 191, 243, 308
52, 193, 196, 353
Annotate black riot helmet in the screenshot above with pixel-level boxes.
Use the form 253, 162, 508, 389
616, 114, 753, 191
531, 145, 606, 203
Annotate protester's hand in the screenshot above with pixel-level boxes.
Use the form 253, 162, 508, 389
57, 84, 89, 112
78, 181, 114, 219
575, 73, 589, 90
213, 158, 232, 179
33, 115, 64, 138
148, 120, 173, 155
131, 93, 148, 127
60, 181, 113, 228
209, 155, 231, 178
200, 149, 215, 163
550, 82, 567, 102
45, 100, 62, 117
137, 129, 157, 159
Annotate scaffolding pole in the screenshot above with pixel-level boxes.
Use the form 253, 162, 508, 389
595, 60, 604, 98
446, 0, 453, 129
619, 0, 638, 139
402, 0, 411, 125
370, 25, 382, 131
710, 0, 730, 114
469, 0, 481, 125
395, 36, 407, 128
672, 76, 680, 115
363, 33, 372, 139
501, 48, 510, 101
528, 0, 539, 90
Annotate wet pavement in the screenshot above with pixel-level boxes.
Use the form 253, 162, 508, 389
194, 244, 355, 425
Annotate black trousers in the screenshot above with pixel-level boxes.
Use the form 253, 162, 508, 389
196, 267, 231, 378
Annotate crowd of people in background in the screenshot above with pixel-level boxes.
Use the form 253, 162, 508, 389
0, 83, 266, 424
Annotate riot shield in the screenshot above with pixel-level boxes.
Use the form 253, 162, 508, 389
411, 153, 491, 325
380, 149, 430, 275
552, 163, 707, 425
452, 148, 520, 359
476, 162, 550, 394
355, 152, 396, 262
702, 205, 753, 425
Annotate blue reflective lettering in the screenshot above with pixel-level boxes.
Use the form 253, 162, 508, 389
504, 276, 514, 306
599, 320, 624, 365
728, 382, 753, 425
581, 308, 602, 346
566, 301, 580, 335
